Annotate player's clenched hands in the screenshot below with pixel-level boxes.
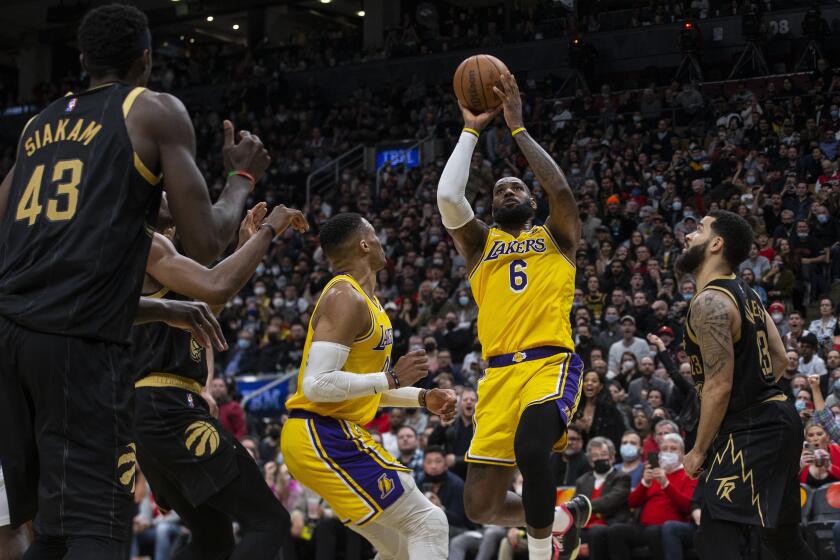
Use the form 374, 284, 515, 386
237, 202, 268, 248
684, 448, 705, 479
163, 300, 227, 352
426, 389, 457, 422
390, 350, 429, 388
222, 120, 271, 182
492, 72, 524, 131
459, 102, 500, 134
265, 205, 309, 235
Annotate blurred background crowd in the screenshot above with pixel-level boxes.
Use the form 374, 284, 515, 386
3, 0, 840, 558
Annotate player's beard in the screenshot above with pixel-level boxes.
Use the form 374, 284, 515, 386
675, 239, 709, 277
493, 200, 535, 229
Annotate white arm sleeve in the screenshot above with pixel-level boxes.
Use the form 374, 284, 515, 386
301, 341, 390, 402
379, 387, 423, 408
436, 131, 478, 230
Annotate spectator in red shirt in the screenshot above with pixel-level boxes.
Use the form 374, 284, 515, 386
642, 418, 679, 456
209, 377, 247, 439
602, 433, 698, 560
799, 420, 840, 487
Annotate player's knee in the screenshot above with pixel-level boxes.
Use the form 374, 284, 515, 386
513, 433, 549, 474
410, 505, 448, 549
464, 487, 496, 524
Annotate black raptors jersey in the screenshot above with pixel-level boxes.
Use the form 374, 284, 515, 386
0, 83, 161, 344
131, 287, 208, 385
684, 275, 782, 415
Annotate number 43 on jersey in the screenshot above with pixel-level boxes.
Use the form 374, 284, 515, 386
15, 159, 82, 226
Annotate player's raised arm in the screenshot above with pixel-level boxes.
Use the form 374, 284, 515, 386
132, 91, 269, 265
493, 72, 581, 259
684, 290, 739, 478
303, 284, 429, 402
436, 104, 498, 270
145, 204, 308, 306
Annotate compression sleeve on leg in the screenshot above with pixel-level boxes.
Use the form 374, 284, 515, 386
301, 341, 389, 402
437, 131, 478, 230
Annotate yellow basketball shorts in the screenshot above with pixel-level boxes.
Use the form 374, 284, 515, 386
281, 410, 411, 526
466, 350, 583, 466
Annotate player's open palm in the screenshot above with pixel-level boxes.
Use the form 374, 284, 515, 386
393, 350, 429, 387
266, 205, 310, 235
238, 202, 268, 247
222, 119, 271, 181
426, 389, 457, 422
491, 72, 524, 130
459, 102, 500, 133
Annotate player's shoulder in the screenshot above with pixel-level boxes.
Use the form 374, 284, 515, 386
318, 280, 367, 313
689, 287, 739, 325
132, 89, 189, 123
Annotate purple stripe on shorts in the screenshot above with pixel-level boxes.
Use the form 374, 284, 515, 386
554, 353, 584, 425
309, 415, 406, 513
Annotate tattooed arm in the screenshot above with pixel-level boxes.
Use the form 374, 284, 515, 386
494, 72, 581, 258
684, 290, 739, 477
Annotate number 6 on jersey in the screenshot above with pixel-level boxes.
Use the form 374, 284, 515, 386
509, 259, 528, 292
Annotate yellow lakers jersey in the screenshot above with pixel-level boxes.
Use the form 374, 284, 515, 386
469, 225, 575, 358
285, 274, 393, 425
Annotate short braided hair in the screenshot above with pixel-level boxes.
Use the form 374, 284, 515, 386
78, 4, 149, 78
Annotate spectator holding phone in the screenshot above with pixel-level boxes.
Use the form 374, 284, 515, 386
799, 420, 840, 487
602, 433, 698, 560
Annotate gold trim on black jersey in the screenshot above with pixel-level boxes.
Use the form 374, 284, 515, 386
122, 86, 162, 186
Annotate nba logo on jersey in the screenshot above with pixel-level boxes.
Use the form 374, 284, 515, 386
187, 394, 194, 408
65, 98, 77, 113
377, 473, 395, 499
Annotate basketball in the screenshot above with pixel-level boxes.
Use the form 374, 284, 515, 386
453, 54, 509, 114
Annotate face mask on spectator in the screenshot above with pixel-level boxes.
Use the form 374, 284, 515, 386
605, 314, 619, 324
620, 443, 639, 462
771, 312, 784, 324
817, 214, 829, 224
429, 236, 440, 245
834, 414, 840, 424
272, 265, 281, 276
702, 163, 711, 171
633, 115, 642, 123
795, 400, 806, 412
238, 338, 250, 350
682, 292, 693, 301
606, 370, 617, 380
797, 232, 808, 239
622, 360, 635, 372
446, 321, 456, 330
672, 201, 682, 211
424, 472, 445, 483
272, 297, 283, 308
746, 176, 756, 185
247, 308, 258, 318
593, 459, 611, 474
256, 264, 266, 276
475, 206, 486, 216
233, 297, 243, 306
659, 451, 680, 471
254, 286, 266, 296
831, 110, 838, 119
458, 296, 469, 306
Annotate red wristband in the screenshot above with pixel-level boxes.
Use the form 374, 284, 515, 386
228, 170, 255, 187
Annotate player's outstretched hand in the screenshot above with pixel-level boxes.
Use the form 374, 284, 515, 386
392, 349, 429, 388
426, 389, 457, 422
238, 202, 268, 247
222, 119, 271, 182
491, 72, 524, 131
163, 300, 228, 352
265, 205, 310, 235
683, 448, 705, 479
459, 102, 501, 134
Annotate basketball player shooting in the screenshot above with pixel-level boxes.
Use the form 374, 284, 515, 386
437, 71, 590, 560
676, 210, 815, 560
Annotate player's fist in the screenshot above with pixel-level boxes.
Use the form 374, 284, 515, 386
392, 350, 429, 388
222, 120, 271, 182
265, 205, 309, 235
425, 389, 457, 422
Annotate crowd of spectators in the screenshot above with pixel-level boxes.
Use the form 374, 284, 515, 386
2, 9, 840, 558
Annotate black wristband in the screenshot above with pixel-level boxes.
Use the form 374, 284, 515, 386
419, 389, 428, 409
260, 223, 278, 238
388, 368, 400, 389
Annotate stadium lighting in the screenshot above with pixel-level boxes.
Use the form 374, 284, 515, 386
232, 24, 240, 30
179, 35, 184, 40
189, 38, 195, 43
357, 10, 365, 16
319, 0, 332, 3
206, 15, 214, 22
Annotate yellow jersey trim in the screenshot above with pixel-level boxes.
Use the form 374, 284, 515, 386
121, 86, 161, 186
122, 86, 146, 118
467, 227, 495, 281
145, 286, 170, 299
338, 420, 410, 472
135, 373, 202, 394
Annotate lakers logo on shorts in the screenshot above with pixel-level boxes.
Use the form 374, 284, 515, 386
377, 473, 395, 500
185, 421, 219, 457
190, 337, 202, 362
118, 443, 137, 492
